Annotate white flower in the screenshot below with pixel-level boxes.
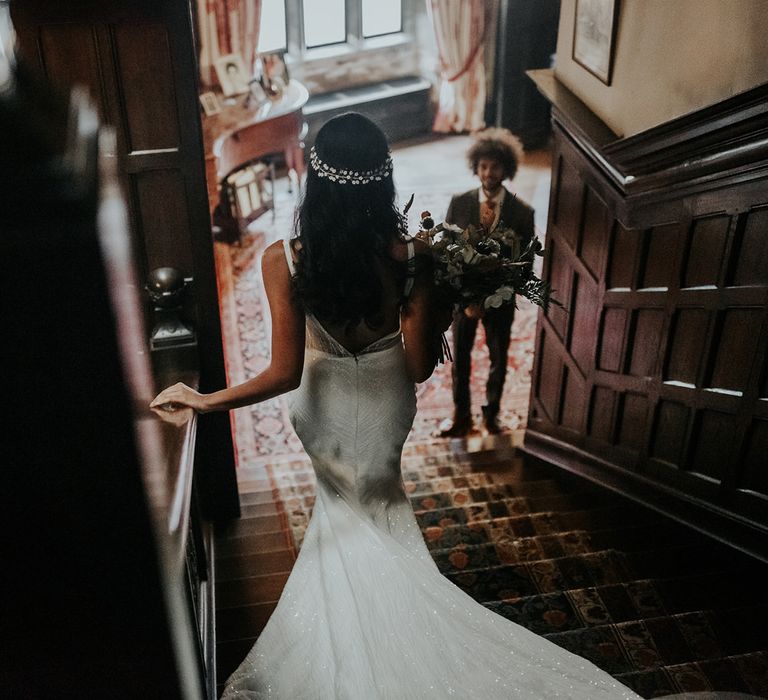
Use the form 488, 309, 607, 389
484, 285, 515, 309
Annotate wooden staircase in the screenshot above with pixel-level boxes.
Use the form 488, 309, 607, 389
214, 440, 768, 698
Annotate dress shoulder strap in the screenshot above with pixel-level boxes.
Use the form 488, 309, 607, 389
403, 238, 416, 300
283, 237, 297, 276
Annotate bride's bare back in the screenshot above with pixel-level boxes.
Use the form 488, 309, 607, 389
289, 237, 419, 355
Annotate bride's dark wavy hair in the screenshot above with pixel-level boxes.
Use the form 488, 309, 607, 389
292, 112, 404, 329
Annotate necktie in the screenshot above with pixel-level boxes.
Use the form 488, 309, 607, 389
480, 199, 495, 231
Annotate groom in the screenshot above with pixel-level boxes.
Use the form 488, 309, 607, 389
440, 128, 535, 437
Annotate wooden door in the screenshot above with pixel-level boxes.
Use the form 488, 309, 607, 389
12, 0, 239, 519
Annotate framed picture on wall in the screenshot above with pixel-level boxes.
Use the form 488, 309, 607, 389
572, 0, 621, 85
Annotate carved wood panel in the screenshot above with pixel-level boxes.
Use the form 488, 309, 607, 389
530, 127, 768, 532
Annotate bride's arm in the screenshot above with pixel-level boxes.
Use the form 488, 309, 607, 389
150, 241, 305, 412
401, 242, 452, 384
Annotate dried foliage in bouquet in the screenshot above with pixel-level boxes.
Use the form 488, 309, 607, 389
400, 195, 559, 365
407, 204, 556, 314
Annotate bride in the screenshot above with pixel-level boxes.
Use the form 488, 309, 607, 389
151, 113, 641, 699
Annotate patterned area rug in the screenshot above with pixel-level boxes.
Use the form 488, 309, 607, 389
215, 187, 539, 470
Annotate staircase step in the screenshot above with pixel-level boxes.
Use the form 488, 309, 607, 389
236, 501, 281, 518
406, 477, 565, 501
586, 522, 703, 553
404, 473, 496, 495
217, 513, 285, 540
238, 489, 280, 505
615, 651, 768, 697
401, 454, 549, 482
423, 504, 659, 550
654, 569, 768, 615
543, 607, 768, 676
414, 491, 615, 527
624, 542, 757, 580
216, 531, 293, 558
246, 457, 493, 482
216, 548, 295, 581
430, 523, 705, 574
217, 571, 291, 609
262, 459, 507, 492
446, 549, 634, 602
272, 477, 573, 518
484, 579, 668, 636
431, 531, 594, 572
236, 477, 274, 493
217, 602, 278, 644
617, 651, 768, 700
482, 571, 768, 637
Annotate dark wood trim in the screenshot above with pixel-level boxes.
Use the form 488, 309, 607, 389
204, 523, 218, 699
523, 429, 768, 563
527, 69, 768, 200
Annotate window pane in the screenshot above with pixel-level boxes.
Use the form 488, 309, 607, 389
258, 0, 287, 53
362, 0, 402, 38
303, 0, 346, 48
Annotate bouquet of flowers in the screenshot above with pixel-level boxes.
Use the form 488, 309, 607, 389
408, 201, 554, 314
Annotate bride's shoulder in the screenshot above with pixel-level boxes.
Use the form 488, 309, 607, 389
262, 239, 298, 279
262, 240, 285, 265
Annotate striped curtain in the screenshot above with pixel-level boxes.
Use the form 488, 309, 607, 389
197, 0, 262, 87
427, 0, 487, 133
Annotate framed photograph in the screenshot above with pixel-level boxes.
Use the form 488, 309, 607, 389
248, 77, 267, 104
214, 52, 250, 96
199, 91, 221, 117
572, 0, 621, 85
259, 52, 290, 97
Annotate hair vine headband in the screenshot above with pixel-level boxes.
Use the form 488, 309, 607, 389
309, 146, 393, 185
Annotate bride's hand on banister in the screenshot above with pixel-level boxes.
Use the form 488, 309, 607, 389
150, 382, 211, 413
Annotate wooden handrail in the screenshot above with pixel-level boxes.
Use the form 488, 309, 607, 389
167, 408, 198, 536
148, 368, 201, 573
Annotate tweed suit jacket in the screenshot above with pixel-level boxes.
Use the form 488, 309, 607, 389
445, 187, 535, 253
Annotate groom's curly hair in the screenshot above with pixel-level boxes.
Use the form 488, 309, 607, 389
292, 112, 407, 330
467, 128, 524, 180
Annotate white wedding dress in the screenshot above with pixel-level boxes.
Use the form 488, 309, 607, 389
220, 239, 642, 699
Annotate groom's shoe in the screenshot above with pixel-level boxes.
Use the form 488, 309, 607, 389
437, 415, 473, 438
482, 407, 503, 434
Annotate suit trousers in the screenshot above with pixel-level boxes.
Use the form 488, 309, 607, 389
451, 304, 515, 420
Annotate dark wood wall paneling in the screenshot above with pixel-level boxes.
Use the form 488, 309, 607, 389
12, 0, 239, 519
527, 71, 768, 560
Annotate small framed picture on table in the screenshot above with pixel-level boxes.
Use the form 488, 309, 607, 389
199, 91, 221, 117
214, 52, 251, 97
260, 52, 290, 97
